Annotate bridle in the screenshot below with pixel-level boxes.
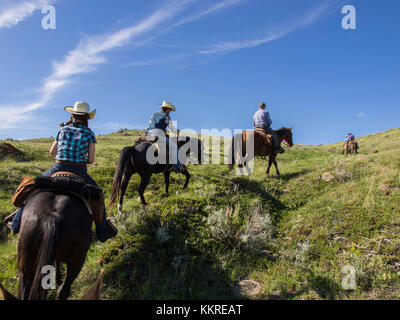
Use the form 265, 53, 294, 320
282, 129, 292, 148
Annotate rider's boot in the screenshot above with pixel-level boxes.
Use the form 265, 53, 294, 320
173, 163, 185, 173
5, 208, 23, 234
4, 210, 17, 226
95, 213, 118, 243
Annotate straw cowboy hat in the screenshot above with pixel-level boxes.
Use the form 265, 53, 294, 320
259, 102, 266, 108
64, 101, 96, 119
158, 101, 176, 112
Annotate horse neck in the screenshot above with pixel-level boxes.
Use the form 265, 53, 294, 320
274, 128, 287, 142
178, 137, 195, 148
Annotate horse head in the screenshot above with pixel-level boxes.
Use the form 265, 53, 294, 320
283, 127, 294, 147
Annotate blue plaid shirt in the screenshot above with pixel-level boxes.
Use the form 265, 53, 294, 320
55, 122, 96, 163
147, 110, 177, 133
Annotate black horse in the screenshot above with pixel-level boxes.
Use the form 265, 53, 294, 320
17, 191, 92, 300
110, 135, 203, 209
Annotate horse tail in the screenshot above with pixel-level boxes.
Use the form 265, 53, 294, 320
109, 146, 133, 206
228, 137, 235, 172
29, 215, 60, 300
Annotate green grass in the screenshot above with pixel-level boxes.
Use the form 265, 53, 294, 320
1, 127, 400, 300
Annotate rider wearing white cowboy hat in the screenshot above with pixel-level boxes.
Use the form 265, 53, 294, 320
5, 101, 118, 242
64, 101, 96, 119
146, 101, 183, 172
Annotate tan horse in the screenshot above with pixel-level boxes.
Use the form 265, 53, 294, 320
228, 127, 294, 175
342, 141, 358, 155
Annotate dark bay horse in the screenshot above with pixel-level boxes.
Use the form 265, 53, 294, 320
110, 135, 203, 209
16, 191, 92, 300
1, 269, 105, 300
228, 127, 294, 175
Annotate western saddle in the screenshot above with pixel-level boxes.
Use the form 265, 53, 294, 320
11, 172, 105, 222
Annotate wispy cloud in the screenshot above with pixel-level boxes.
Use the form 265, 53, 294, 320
124, 0, 246, 68
199, 2, 332, 54
0, 0, 194, 129
170, 0, 244, 28
1, 0, 248, 130
357, 112, 368, 118
124, 54, 187, 67
0, 0, 54, 29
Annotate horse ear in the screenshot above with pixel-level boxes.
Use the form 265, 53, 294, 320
80, 269, 105, 300
289, 127, 293, 130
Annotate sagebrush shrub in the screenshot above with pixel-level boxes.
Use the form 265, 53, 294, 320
207, 204, 273, 253
240, 204, 273, 253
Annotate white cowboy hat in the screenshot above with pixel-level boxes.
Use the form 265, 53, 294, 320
158, 101, 176, 112
64, 101, 96, 119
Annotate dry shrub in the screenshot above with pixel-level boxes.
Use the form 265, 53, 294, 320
207, 203, 273, 253
240, 204, 273, 253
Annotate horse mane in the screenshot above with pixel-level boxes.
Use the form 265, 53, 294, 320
274, 127, 288, 136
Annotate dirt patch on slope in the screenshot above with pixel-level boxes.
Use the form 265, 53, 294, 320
0, 143, 23, 159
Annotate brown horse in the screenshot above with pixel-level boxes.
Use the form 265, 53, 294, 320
228, 127, 294, 175
342, 141, 358, 155
14, 191, 92, 300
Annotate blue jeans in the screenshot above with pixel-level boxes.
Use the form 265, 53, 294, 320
256, 126, 280, 150
166, 136, 181, 169
43, 163, 98, 187
11, 163, 108, 236
146, 131, 181, 169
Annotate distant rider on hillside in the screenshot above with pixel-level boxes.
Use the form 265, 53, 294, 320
344, 133, 355, 145
253, 102, 284, 154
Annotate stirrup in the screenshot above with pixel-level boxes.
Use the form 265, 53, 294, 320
173, 164, 185, 173
106, 219, 118, 237
4, 210, 18, 225
96, 219, 118, 243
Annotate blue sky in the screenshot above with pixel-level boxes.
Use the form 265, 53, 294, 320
0, 0, 399, 144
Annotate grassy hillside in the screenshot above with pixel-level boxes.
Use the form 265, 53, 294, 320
1, 128, 400, 300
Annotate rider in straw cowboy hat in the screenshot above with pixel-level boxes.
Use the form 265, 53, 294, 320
253, 102, 284, 154
5, 102, 118, 242
146, 101, 184, 172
